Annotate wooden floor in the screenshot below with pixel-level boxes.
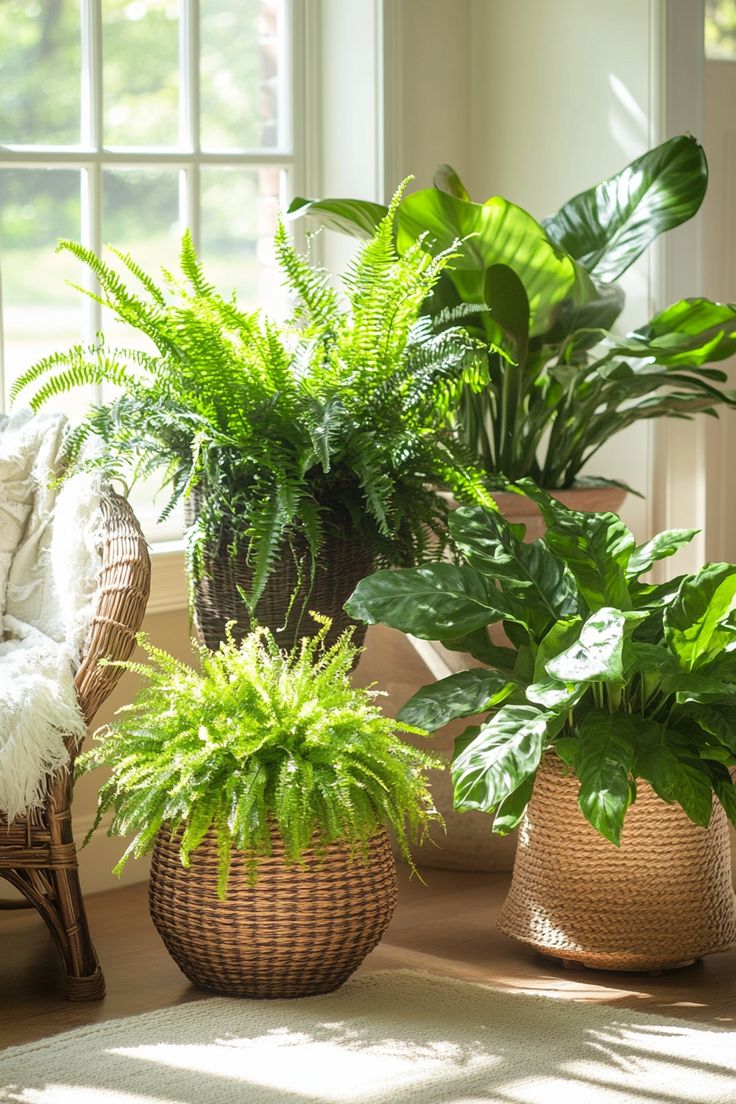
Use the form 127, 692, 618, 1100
1, 865, 734, 1049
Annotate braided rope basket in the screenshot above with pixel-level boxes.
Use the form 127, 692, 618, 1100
185, 500, 374, 651
498, 753, 736, 971
149, 826, 398, 998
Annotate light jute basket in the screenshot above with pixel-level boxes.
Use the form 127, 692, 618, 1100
149, 825, 398, 998
498, 753, 736, 971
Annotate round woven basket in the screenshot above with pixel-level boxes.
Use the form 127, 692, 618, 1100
149, 826, 398, 998
498, 753, 736, 971
185, 499, 374, 651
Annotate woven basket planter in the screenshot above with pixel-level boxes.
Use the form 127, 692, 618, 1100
149, 826, 398, 998
498, 753, 736, 971
185, 499, 374, 651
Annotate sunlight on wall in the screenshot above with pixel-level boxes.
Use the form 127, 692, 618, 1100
608, 73, 650, 161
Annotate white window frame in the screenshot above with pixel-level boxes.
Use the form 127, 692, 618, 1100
0, 0, 311, 606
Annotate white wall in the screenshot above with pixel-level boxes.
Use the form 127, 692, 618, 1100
384, 0, 473, 192
466, 0, 660, 541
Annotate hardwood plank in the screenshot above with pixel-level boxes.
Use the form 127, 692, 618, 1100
1, 865, 734, 1048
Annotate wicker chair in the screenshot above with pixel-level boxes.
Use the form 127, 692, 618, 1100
0, 493, 150, 1001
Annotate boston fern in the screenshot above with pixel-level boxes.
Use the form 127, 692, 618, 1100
78, 620, 442, 896
345, 485, 736, 844
12, 188, 490, 611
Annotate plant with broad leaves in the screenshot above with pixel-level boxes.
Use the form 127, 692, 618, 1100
289, 135, 736, 490
78, 618, 442, 897
345, 483, 736, 845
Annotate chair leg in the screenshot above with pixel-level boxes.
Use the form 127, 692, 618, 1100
50, 866, 106, 1001
2, 865, 106, 1001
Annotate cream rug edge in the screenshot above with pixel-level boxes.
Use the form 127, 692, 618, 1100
1, 969, 734, 1104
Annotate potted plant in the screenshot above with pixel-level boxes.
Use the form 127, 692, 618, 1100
12, 189, 491, 650
345, 485, 736, 970
78, 620, 442, 998
290, 136, 736, 531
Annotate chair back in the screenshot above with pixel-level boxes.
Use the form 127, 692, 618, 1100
74, 493, 151, 726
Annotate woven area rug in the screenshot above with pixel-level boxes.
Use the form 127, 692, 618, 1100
1, 970, 734, 1104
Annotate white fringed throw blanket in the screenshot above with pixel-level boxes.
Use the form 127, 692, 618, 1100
0, 411, 102, 821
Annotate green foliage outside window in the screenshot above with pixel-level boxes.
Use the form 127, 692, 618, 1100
706, 0, 736, 59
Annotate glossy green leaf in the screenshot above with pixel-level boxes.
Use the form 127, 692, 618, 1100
546, 607, 640, 684
433, 163, 470, 201
451, 704, 551, 813
545, 279, 625, 344
542, 135, 707, 282
683, 703, 736, 753
713, 773, 736, 825
396, 187, 594, 336
626, 528, 699, 578
483, 264, 530, 367
612, 299, 736, 369
493, 772, 535, 834
526, 677, 582, 709
439, 628, 517, 671
516, 482, 635, 611
574, 711, 637, 844
636, 721, 714, 827
344, 563, 508, 639
532, 617, 584, 681
398, 668, 517, 731
448, 506, 578, 635
662, 672, 736, 705
623, 641, 673, 676
286, 196, 388, 240
664, 563, 736, 671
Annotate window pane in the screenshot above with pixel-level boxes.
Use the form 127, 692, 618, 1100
200, 0, 285, 149
0, 1, 81, 145
102, 168, 181, 296
706, 0, 736, 59
200, 166, 285, 311
0, 169, 82, 410
103, 0, 179, 146
102, 168, 183, 541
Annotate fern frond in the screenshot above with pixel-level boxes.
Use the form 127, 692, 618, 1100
274, 219, 340, 330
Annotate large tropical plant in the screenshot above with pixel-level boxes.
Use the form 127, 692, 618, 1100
289, 136, 736, 488
78, 620, 442, 896
12, 189, 491, 613
345, 485, 736, 844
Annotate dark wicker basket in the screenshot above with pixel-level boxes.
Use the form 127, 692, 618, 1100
149, 826, 399, 998
185, 498, 374, 651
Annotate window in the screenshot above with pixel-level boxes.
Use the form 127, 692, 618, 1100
705, 0, 736, 60
0, 0, 302, 541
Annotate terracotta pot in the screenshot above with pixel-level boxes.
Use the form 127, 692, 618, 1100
498, 754, 736, 971
408, 483, 628, 872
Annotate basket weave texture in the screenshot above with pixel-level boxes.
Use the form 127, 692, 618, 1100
149, 825, 398, 998
0, 493, 151, 1000
185, 499, 374, 651
498, 753, 736, 971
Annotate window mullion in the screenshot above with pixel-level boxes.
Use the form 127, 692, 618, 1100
81, 0, 103, 149
82, 0, 103, 402
180, 0, 201, 248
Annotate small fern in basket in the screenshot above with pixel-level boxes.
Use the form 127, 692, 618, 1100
13, 185, 493, 612
77, 618, 443, 896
